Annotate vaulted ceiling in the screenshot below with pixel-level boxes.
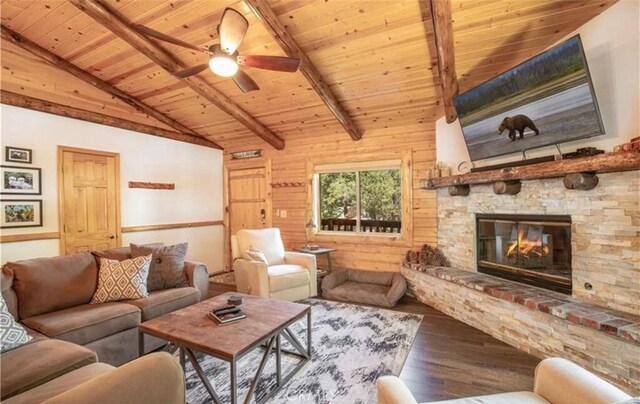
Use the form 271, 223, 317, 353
0, 0, 616, 150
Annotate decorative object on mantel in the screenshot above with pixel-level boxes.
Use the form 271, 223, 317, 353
562, 146, 604, 159
1, 165, 41, 195
614, 136, 640, 152
423, 151, 640, 189
231, 149, 261, 160
1, 200, 43, 229
5, 146, 32, 164
457, 160, 471, 174
563, 172, 599, 190
405, 244, 450, 268
493, 180, 521, 195
128, 181, 175, 190
448, 184, 470, 196
271, 181, 304, 188
427, 161, 451, 179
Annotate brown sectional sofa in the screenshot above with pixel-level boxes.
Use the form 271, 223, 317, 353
0, 246, 208, 402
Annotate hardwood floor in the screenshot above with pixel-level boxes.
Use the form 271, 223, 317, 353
207, 282, 540, 402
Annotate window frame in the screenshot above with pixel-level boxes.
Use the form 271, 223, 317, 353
306, 150, 413, 247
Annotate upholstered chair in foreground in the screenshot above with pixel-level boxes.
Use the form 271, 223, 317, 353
377, 357, 632, 404
232, 228, 317, 301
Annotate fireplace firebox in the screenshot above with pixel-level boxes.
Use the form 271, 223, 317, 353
476, 214, 572, 294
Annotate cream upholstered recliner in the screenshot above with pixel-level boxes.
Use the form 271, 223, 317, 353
232, 228, 317, 301
377, 357, 632, 404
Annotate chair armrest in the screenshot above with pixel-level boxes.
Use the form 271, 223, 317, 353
285, 251, 317, 297
43, 352, 185, 404
233, 259, 270, 297
377, 376, 418, 404
534, 358, 631, 404
184, 261, 208, 301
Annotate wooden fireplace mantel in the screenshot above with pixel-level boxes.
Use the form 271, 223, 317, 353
422, 151, 640, 189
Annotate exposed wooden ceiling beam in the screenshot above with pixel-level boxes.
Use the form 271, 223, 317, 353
244, 0, 363, 141
68, 0, 285, 150
1, 24, 222, 150
1, 91, 220, 148
429, 0, 459, 124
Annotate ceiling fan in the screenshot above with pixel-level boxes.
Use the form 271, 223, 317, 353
135, 8, 300, 93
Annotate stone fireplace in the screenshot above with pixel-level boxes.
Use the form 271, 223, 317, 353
476, 214, 572, 294
402, 169, 640, 393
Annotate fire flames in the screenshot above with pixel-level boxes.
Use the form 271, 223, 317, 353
506, 230, 549, 259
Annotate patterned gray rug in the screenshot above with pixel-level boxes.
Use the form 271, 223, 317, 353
179, 299, 422, 403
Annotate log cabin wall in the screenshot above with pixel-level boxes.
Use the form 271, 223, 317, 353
223, 123, 437, 272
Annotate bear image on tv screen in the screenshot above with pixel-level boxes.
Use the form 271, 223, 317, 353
498, 114, 540, 141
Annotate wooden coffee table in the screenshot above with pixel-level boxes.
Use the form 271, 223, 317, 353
138, 292, 311, 404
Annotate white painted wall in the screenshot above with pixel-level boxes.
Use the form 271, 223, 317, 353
0, 105, 224, 273
437, 0, 640, 172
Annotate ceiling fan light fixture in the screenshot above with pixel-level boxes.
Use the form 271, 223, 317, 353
209, 55, 238, 77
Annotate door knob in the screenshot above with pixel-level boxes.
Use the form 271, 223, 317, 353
109, 235, 115, 239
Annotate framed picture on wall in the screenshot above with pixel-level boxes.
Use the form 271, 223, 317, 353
5, 146, 33, 164
1, 165, 41, 195
0, 200, 43, 228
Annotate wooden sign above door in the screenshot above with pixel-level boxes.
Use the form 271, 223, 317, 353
231, 149, 261, 160
128, 181, 175, 190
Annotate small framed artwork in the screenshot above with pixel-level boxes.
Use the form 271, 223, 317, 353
1, 166, 41, 195
1, 200, 43, 228
5, 146, 32, 164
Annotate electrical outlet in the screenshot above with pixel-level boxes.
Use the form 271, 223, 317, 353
281, 210, 287, 218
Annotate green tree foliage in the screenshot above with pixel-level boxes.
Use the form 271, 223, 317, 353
319, 170, 401, 221
360, 170, 401, 220
319, 172, 356, 219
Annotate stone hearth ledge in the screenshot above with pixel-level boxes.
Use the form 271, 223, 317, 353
401, 262, 640, 345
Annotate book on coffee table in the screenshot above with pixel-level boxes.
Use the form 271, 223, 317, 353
208, 309, 246, 325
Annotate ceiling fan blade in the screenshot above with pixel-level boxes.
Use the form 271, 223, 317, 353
232, 70, 260, 93
218, 8, 248, 54
237, 55, 300, 72
174, 64, 209, 79
135, 25, 201, 52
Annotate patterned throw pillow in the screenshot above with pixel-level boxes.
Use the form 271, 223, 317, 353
0, 294, 32, 353
90, 255, 151, 304
243, 245, 269, 264
130, 243, 188, 292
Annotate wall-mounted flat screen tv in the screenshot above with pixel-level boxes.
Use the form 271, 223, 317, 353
453, 35, 604, 161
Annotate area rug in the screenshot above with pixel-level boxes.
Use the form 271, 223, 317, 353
209, 271, 236, 285
179, 299, 422, 404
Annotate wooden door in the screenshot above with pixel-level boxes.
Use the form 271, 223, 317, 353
59, 147, 120, 254
228, 167, 269, 234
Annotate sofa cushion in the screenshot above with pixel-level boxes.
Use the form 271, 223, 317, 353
91, 256, 151, 304
124, 287, 199, 321
3, 253, 98, 320
130, 243, 188, 292
0, 339, 97, 400
1, 294, 32, 353
4, 363, 114, 404
268, 264, 310, 292
237, 228, 286, 266
22, 302, 140, 346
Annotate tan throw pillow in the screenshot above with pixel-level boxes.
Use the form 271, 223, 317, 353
243, 245, 269, 264
91, 255, 151, 304
130, 243, 188, 292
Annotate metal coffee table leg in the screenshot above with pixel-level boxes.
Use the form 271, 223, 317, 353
230, 360, 237, 404
184, 348, 221, 404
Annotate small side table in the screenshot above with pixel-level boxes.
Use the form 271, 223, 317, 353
294, 247, 336, 272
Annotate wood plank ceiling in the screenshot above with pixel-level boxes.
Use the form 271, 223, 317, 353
0, 0, 615, 150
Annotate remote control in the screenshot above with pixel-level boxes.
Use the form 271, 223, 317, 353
213, 306, 241, 316
211, 304, 235, 313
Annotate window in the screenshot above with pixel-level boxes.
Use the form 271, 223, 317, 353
314, 161, 402, 235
